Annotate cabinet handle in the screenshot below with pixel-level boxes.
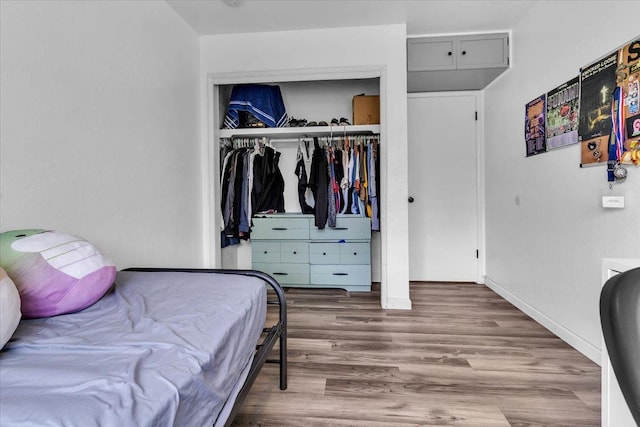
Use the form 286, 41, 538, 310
272, 227, 287, 230
322, 252, 327, 256
273, 272, 288, 276
462, 50, 467, 55
353, 252, 357, 256
293, 251, 297, 254
333, 273, 349, 276
264, 251, 268, 254
333, 227, 348, 231
447, 51, 452, 56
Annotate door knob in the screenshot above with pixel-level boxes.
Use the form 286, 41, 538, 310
408, 196, 415, 203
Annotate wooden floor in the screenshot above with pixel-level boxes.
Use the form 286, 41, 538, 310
233, 282, 600, 426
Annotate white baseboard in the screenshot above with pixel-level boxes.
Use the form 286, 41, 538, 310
383, 297, 412, 310
484, 276, 600, 365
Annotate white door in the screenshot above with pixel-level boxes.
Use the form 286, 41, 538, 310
408, 94, 479, 282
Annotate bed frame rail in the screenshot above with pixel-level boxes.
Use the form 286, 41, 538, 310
123, 268, 287, 426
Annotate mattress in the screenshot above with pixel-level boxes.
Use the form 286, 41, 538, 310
0, 270, 267, 427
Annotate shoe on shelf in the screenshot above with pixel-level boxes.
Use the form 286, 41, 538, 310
287, 117, 308, 127
330, 118, 340, 126
305, 121, 318, 127
339, 117, 351, 126
318, 121, 328, 126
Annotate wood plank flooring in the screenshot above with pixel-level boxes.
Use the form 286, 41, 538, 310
233, 282, 600, 426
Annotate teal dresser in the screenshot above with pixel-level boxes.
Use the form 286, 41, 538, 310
251, 214, 371, 292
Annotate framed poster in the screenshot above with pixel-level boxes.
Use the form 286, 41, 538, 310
546, 76, 580, 150
579, 52, 618, 166
525, 94, 546, 157
616, 38, 640, 165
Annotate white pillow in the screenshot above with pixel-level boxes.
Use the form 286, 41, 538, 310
0, 267, 21, 349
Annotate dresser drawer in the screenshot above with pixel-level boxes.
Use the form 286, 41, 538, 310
252, 217, 310, 240
309, 216, 371, 240
253, 262, 310, 285
280, 241, 309, 263
310, 264, 371, 287
339, 242, 371, 264
251, 241, 281, 263
310, 243, 340, 264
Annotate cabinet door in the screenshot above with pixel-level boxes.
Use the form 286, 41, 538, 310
408, 38, 456, 71
251, 241, 280, 263
310, 243, 340, 264
251, 217, 309, 240
310, 264, 371, 289
253, 262, 310, 285
457, 34, 508, 70
309, 217, 371, 240
339, 242, 370, 265
280, 241, 309, 263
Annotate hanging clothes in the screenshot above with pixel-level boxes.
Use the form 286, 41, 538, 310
220, 139, 285, 246
327, 146, 337, 228
252, 146, 285, 214
294, 140, 315, 214
309, 137, 328, 229
303, 135, 381, 231
221, 133, 380, 240
368, 140, 380, 231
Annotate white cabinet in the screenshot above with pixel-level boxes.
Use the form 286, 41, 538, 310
408, 33, 508, 72
407, 38, 456, 71
407, 33, 509, 92
601, 258, 640, 427
457, 35, 509, 69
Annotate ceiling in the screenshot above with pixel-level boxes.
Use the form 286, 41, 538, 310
167, 0, 539, 36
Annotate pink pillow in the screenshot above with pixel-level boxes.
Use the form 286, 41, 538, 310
0, 230, 116, 318
0, 267, 21, 348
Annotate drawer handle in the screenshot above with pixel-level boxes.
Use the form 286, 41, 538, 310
353, 252, 357, 256
333, 273, 349, 276
273, 272, 288, 276
293, 251, 297, 254
264, 251, 268, 254
272, 227, 288, 230
447, 51, 452, 56
332, 227, 348, 230
323, 252, 327, 256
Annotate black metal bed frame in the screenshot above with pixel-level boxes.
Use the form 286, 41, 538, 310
123, 268, 287, 426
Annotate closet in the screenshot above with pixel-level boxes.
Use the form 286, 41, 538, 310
213, 77, 382, 291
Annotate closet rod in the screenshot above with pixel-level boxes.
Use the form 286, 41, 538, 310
223, 136, 379, 144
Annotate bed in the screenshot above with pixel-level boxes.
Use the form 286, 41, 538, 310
0, 268, 287, 427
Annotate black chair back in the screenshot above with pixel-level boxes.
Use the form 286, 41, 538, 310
600, 266, 640, 426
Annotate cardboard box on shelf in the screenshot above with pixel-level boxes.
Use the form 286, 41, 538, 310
352, 95, 380, 125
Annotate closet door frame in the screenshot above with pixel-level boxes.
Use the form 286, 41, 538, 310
203, 66, 398, 299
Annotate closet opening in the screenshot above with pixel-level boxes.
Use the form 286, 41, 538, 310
209, 75, 384, 293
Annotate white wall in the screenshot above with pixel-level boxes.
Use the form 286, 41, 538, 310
484, 1, 640, 362
200, 25, 411, 309
0, 1, 201, 268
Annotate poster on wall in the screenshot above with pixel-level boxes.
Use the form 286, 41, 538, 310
616, 38, 640, 165
578, 52, 617, 166
546, 76, 580, 150
524, 94, 547, 157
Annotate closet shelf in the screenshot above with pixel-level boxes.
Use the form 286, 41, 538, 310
219, 124, 380, 139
